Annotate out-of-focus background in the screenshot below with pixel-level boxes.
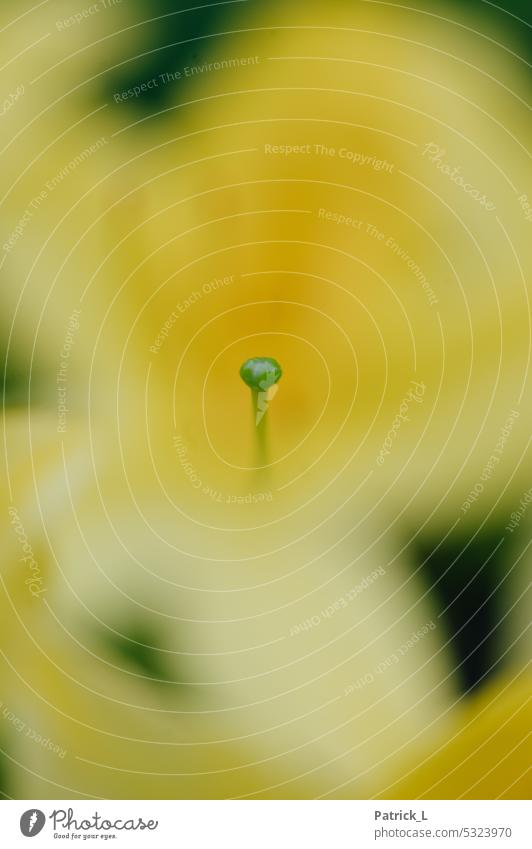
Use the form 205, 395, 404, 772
0, 0, 530, 799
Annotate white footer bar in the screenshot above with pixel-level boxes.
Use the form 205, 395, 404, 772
1, 800, 529, 848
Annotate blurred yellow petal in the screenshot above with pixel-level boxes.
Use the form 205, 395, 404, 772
382, 673, 531, 800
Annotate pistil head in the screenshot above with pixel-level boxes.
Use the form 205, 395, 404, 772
239, 357, 282, 392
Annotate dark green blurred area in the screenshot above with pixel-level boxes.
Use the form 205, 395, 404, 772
2, 357, 27, 408
0, 743, 10, 799
415, 526, 510, 695
105, 0, 532, 114
98, 619, 184, 692
107, 0, 249, 113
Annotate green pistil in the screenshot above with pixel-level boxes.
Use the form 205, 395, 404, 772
240, 357, 282, 466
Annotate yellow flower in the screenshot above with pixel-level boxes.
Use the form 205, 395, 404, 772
0, 0, 529, 799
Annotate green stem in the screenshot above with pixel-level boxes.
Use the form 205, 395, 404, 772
251, 389, 269, 468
